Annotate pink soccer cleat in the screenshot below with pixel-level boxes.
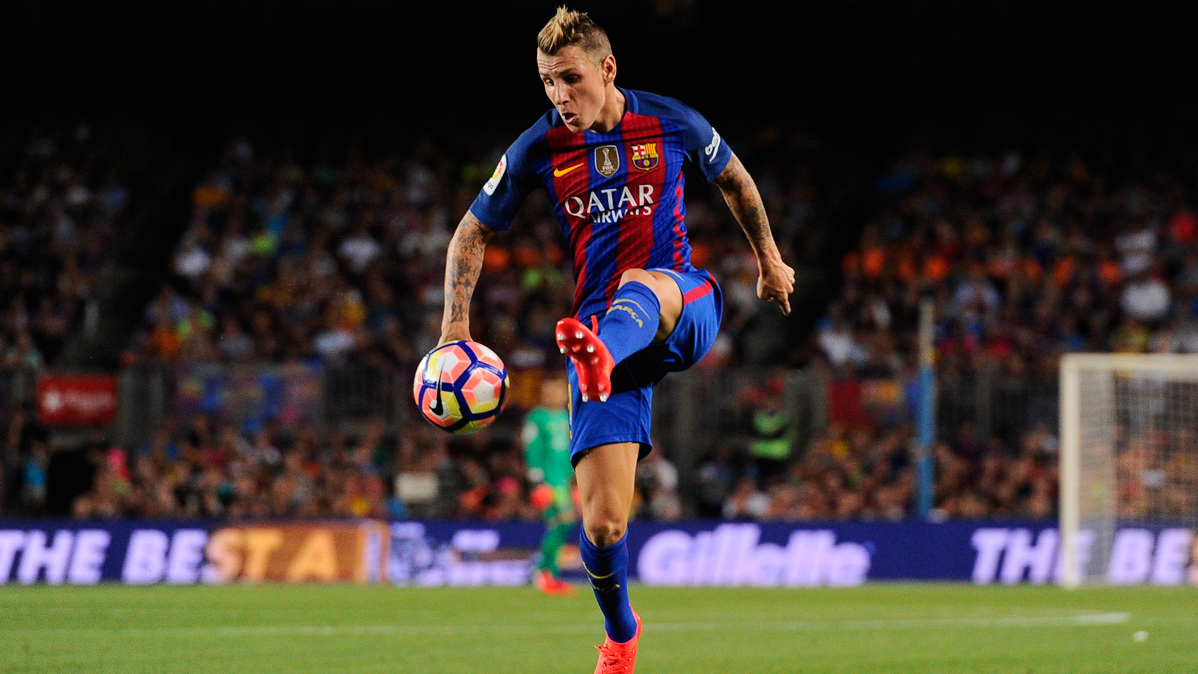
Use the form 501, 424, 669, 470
593, 611, 641, 674
555, 318, 614, 403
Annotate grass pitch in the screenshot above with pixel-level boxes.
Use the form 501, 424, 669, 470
0, 583, 1193, 673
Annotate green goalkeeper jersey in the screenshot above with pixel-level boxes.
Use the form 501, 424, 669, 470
523, 407, 572, 489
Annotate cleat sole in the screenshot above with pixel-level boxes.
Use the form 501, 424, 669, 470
554, 317, 614, 404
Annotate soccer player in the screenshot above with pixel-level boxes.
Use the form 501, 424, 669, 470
437, 8, 794, 672
524, 373, 578, 596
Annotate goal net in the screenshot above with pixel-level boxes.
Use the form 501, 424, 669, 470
1059, 354, 1198, 587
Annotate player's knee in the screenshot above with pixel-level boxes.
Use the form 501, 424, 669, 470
618, 268, 654, 289
583, 517, 627, 548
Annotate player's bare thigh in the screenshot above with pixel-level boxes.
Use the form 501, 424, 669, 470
617, 269, 683, 342
574, 442, 640, 547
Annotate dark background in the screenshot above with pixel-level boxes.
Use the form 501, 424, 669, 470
4, 0, 1196, 150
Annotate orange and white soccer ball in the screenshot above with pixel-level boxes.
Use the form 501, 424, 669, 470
413, 341, 509, 434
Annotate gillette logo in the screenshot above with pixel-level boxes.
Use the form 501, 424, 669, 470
637, 524, 871, 587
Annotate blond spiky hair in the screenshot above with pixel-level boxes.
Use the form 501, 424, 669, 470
537, 6, 611, 61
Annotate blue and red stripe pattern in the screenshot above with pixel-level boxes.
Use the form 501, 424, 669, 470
469, 88, 733, 323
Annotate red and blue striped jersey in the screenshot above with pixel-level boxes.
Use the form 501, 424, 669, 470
470, 88, 732, 322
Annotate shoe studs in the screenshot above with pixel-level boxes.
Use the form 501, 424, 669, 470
556, 333, 564, 341
574, 331, 583, 339
599, 394, 608, 402
559, 346, 567, 354
586, 344, 595, 353
582, 395, 589, 403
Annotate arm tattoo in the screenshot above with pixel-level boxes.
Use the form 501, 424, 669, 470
442, 212, 496, 334
714, 153, 778, 258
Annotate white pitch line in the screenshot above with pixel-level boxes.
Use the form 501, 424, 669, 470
6, 612, 1131, 638
651, 612, 1132, 632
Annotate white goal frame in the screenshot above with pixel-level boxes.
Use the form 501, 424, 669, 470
1059, 353, 1198, 588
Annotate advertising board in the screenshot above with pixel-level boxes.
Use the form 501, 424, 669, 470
36, 374, 118, 426
0, 520, 1192, 587
0, 520, 388, 585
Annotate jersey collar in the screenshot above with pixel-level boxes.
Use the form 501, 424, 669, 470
620, 87, 638, 115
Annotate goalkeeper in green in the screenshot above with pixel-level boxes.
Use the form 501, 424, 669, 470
524, 373, 577, 595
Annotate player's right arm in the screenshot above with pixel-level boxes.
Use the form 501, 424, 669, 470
438, 212, 496, 344
438, 124, 544, 345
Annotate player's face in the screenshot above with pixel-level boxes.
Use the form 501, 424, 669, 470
537, 46, 616, 133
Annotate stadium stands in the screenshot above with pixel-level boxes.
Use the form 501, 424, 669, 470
3, 127, 1196, 523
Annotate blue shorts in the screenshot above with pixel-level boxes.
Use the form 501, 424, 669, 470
567, 268, 723, 465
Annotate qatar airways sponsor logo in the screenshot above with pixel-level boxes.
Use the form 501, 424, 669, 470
637, 523, 871, 587
564, 184, 655, 223
970, 527, 1197, 585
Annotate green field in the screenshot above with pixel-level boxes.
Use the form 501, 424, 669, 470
1, 584, 1194, 673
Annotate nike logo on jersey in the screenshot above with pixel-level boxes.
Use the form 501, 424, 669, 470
554, 162, 585, 177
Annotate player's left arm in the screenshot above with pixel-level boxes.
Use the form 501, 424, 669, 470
713, 152, 796, 314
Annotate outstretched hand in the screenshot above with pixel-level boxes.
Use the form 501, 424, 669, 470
757, 255, 796, 315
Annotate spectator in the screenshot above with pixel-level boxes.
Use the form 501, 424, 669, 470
743, 377, 793, 487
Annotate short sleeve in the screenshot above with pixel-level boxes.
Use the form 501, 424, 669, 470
676, 103, 733, 183
469, 132, 541, 232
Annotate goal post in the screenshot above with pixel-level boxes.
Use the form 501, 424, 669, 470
1059, 353, 1198, 588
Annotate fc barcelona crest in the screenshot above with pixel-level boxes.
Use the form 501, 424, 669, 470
630, 142, 660, 171
594, 145, 620, 178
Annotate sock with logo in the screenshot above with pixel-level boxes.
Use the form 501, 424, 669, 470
597, 281, 661, 366
580, 529, 637, 643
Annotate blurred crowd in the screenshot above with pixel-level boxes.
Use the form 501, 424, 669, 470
133, 136, 808, 371
0, 125, 129, 373
690, 379, 1058, 522
822, 150, 1198, 381
4, 127, 1197, 523
5, 404, 682, 524
3, 128, 802, 521
1116, 425, 1198, 519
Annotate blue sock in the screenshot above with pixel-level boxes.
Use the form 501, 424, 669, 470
580, 530, 637, 643
598, 281, 660, 366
